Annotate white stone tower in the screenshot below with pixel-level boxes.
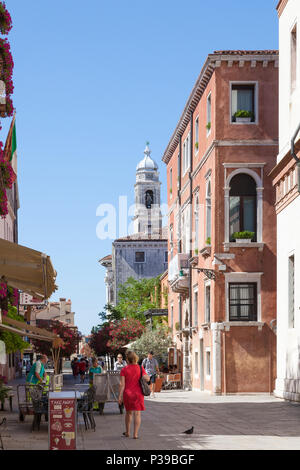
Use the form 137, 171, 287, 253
133, 144, 162, 235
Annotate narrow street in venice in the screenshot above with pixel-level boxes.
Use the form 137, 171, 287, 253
1, 374, 300, 451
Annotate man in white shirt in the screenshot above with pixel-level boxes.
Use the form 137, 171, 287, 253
114, 353, 126, 371
142, 351, 159, 398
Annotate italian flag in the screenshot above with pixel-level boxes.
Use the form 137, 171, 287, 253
4, 113, 17, 177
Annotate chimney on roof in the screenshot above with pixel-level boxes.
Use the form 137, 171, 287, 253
59, 298, 66, 315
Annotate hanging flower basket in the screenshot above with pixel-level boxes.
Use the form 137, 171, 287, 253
0, 158, 15, 188
0, 185, 8, 217
0, 37, 14, 117
0, 2, 12, 36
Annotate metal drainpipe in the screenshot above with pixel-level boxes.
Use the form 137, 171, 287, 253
291, 122, 300, 191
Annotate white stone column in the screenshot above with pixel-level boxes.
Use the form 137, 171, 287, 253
211, 322, 223, 394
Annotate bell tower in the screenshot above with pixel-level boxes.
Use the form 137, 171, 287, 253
133, 143, 162, 235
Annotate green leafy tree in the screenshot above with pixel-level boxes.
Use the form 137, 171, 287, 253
131, 324, 172, 360
95, 303, 123, 327
0, 306, 30, 353
115, 276, 162, 323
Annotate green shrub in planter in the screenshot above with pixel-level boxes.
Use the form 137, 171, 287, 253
232, 231, 255, 240
206, 122, 211, 130
206, 237, 211, 245
234, 110, 254, 119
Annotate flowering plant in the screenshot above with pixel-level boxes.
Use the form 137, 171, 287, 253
0, 141, 16, 217
0, 158, 15, 188
0, 184, 7, 217
7, 286, 18, 306
0, 279, 7, 298
107, 318, 145, 352
0, 38, 13, 94
0, 2, 12, 35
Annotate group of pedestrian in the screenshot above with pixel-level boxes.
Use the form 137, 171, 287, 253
118, 350, 159, 439
71, 357, 88, 382
23, 349, 161, 441
71, 356, 106, 383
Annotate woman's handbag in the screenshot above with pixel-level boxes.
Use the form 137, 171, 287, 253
139, 365, 151, 396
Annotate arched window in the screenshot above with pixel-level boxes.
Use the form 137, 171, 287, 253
229, 174, 257, 240
194, 196, 199, 251
206, 180, 211, 242
145, 190, 153, 209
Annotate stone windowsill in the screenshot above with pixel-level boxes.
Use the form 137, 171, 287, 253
223, 321, 264, 331
223, 242, 264, 252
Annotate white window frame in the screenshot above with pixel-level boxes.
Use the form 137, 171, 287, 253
206, 93, 211, 136
224, 272, 263, 323
194, 115, 199, 155
288, 252, 295, 329
193, 286, 198, 327
194, 196, 199, 252
224, 167, 263, 244
290, 22, 297, 94
194, 349, 199, 377
182, 133, 191, 175
205, 348, 211, 379
204, 280, 211, 323
205, 178, 212, 242
229, 81, 259, 125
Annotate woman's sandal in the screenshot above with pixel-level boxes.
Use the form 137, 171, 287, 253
133, 436, 138, 439
122, 432, 129, 437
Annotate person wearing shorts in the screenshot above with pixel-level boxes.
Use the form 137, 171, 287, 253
142, 352, 159, 398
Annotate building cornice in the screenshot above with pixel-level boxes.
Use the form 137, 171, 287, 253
276, 0, 289, 18
162, 51, 279, 165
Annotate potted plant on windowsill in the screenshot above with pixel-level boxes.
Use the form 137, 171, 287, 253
195, 141, 199, 151
206, 237, 211, 245
206, 122, 211, 131
232, 231, 255, 243
234, 110, 254, 123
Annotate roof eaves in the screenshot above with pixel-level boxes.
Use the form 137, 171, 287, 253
161, 51, 279, 165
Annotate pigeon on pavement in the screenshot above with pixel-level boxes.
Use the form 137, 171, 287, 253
183, 426, 194, 434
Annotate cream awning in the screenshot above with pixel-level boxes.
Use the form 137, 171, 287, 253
0, 316, 65, 346
0, 238, 57, 299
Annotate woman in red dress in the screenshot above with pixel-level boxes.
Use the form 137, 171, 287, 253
118, 350, 149, 439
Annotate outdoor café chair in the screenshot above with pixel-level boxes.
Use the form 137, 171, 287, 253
27, 384, 48, 432
77, 386, 96, 431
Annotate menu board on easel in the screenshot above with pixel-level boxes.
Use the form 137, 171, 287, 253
49, 392, 77, 450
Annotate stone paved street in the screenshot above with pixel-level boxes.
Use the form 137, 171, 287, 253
1, 375, 300, 450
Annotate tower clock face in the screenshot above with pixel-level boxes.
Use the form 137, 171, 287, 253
145, 190, 154, 209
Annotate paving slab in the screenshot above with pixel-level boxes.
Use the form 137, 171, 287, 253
1, 374, 300, 450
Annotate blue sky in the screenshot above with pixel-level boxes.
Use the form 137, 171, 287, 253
3, 0, 279, 334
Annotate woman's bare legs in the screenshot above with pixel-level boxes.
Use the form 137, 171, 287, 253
125, 411, 133, 436
133, 411, 141, 438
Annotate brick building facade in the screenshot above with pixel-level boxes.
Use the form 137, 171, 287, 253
163, 50, 278, 393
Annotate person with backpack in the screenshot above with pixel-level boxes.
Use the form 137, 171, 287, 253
142, 351, 159, 398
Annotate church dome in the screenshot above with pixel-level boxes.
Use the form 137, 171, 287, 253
136, 144, 158, 171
